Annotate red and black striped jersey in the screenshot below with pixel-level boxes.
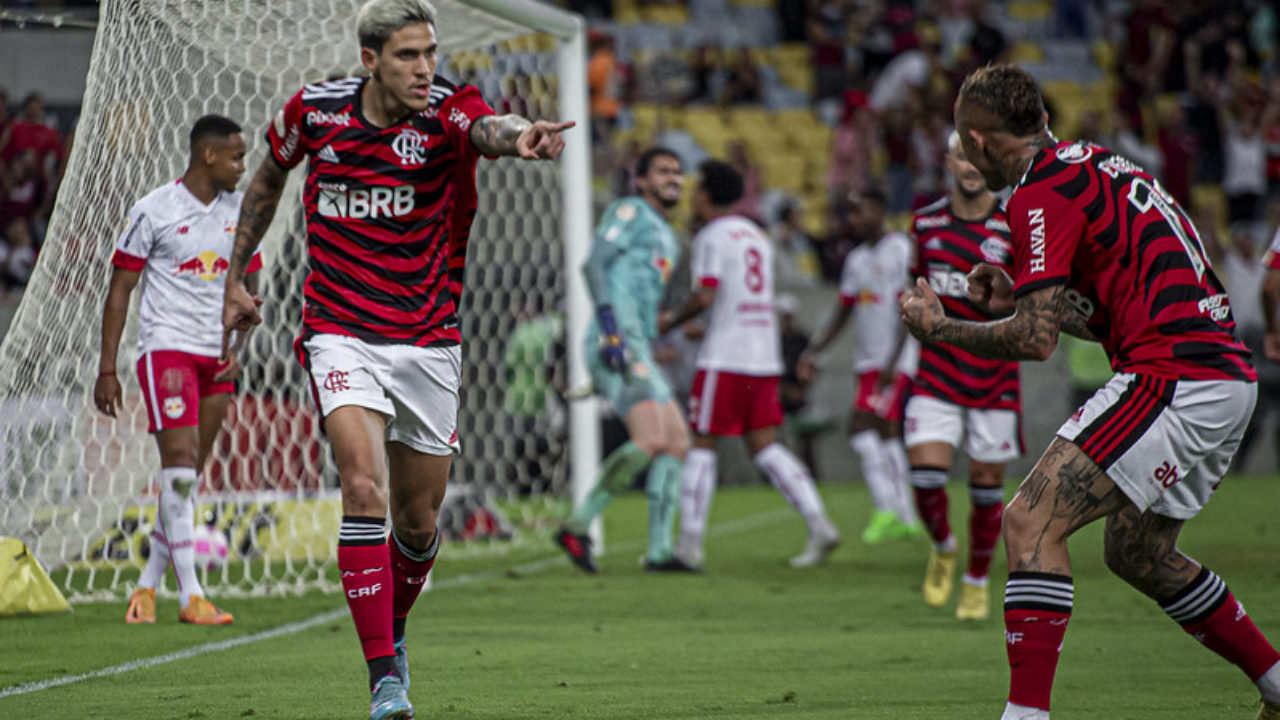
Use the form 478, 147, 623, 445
911, 196, 1020, 410
426, 75, 495, 310
1010, 140, 1255, 382
268, 76, 483, 347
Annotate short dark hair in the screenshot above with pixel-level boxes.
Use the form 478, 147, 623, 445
957, 64, 1045, 136
849, 186, 887, 209
698, 159, 744, 207
189, 114, 242, 151
636, 146, 679, 177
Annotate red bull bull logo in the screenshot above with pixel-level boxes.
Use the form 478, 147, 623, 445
653, 254, 673, 284
174, 250, 230, 281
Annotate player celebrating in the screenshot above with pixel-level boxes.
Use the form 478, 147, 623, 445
905, 132, 1021, 621
663, 160, 839, 569
95, 115, 256, 627
555, 147, 692, 574
901, 64, 1280, 720
220, 1, 573, 718
803, 187, 920, 546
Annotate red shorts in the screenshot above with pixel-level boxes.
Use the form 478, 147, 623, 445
853, 370, 912, 422
136, 350, 233, 433
688, 369, 783, 436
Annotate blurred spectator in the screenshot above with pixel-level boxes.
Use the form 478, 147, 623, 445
683, 45, 716, 105
1157, 100, 1196, 208
1119, 0, 1174, 117
0, 88, 11, 159
0, 149, 42, 289
1213, 222, 1280, 470
613, 138, 642, 198
1221, 76, 1279, 223
808, 0, 850, 101
768, 200, 821, 290
498, 73, 532, 119
967, 0, 1010, 68
2, 93, 64, 185
1106, 106, 1163, 180
588, 31, 624, 144
882, 105, 915, 214
727, 140, 763, 223
869, 31, 940, 114
722, 49, 762, 106
911, 109, 950, 209
826, 89, 874, 203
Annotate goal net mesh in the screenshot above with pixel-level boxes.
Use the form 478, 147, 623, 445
0, 0, 573, 601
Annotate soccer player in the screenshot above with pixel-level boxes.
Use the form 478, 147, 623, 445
663, 160, 840, 569
803, 187, 920, 546
555, 146, 692, 574
904, 131, 1021, 621
900, 64, 1280, 720
94, 114, 255, 627
219, 1, 573, 718
1263, 228, 1280, 363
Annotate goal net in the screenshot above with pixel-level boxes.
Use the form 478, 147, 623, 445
0, 0, 594, 602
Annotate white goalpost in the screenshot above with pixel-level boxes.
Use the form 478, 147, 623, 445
0, 0, 597, 602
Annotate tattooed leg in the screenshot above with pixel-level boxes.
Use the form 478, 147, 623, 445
1003, 437, 1128, 575
1102, 507, 1197, 600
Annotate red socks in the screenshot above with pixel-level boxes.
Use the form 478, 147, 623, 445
1163, 567, 1280, 681
967, 486, 1004, 581
390, 530, 439, 627
1004, 572, 1074, 711
338, 517, 394, 663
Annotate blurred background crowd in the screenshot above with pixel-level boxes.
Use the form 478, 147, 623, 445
1, 0, 1277, 470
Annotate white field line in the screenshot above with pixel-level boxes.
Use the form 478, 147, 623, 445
0, 505, 796, 700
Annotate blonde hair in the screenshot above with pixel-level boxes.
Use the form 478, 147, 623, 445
357, 0, 436, 52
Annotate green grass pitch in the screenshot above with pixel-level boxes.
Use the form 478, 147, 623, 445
2, 477, 1278, 719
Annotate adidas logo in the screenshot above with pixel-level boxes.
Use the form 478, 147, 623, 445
317, 145, 340, 163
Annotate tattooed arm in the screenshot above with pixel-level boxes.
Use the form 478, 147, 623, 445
222, 157, 288, 358
1058, 308, 1099, 341
900, 277, 1063, 361
469, 115, 575, 159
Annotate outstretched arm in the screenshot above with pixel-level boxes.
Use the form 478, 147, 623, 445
222, 157, 287, 357
901, 277, 1064, 361
469, 115, 575, 159
659, 288, 714, 335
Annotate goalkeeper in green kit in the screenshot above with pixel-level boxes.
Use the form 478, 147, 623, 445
556, 147, 697, 573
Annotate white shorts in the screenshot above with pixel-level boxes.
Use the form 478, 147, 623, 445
1057, 374, 1255, 520
302, 334, 461, 456
903, 394, 1021, 464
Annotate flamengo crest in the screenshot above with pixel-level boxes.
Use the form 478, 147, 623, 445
392, 129, 427, 167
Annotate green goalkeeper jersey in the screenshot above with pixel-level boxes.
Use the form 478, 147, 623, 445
583, 197, 680, 347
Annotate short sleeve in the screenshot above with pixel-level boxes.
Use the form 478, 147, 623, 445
1009, 186, 1084, 298
1265, 227, 1280, 271
111, 204, 155, 271
691, 230, 720, 289
266, 88, 310, 169
439, 84, 497, 162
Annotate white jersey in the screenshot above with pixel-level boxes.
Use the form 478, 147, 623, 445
111, 180, 256, 357
690, 215, 783, 376
838, 231, 912, 374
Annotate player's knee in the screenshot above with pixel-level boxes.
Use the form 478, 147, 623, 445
392, 512, 439, 549
666, 435, 691, 461
340, 471, 387, 514
631, 436, 663, 458
1001, 499, 1037, 553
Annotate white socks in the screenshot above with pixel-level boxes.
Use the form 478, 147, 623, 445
678, 448, 717, 552
157, 466, 203, 608
1001, 702, 1049, 720
850, 430, 896, 513
138, 473, 173, 589
1259, 660, 1280, 704
880, 436, 918, 525
754, 443, 831, 533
